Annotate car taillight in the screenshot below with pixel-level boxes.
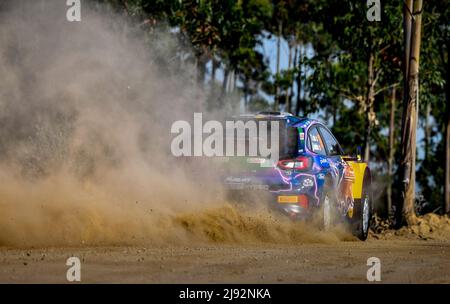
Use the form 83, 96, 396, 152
298, 195, 309, 208
277, 156, 311, 170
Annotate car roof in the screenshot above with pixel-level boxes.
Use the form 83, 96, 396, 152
233, 112, 323, 128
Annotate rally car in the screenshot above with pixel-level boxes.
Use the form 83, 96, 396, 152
223, 111, 372, 240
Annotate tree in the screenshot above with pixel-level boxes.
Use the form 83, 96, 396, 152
219, 0, 272, 108
305, 1, 403, 162
270, 0, 288, 110
411, 0, 448, 215
387, 86, 397, 216
397, 0, 423, 226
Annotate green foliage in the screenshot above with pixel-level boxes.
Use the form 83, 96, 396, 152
415, 0, 449, 212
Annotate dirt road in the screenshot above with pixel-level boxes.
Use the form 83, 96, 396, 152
1, 238, 449, 283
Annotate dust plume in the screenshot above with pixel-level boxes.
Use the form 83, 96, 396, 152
0, 1, 351, 248
176, 204, 354, 244
0, 0, 221, 247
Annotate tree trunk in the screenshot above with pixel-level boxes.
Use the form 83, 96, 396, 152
244, 78, 249, 112
222, 68, 230, 95
332, 99, 337, 128
285, 43, 293, 113
120, 0, 130, 15
445, 44, 450, 214
396, 0, 413, 225
424, 101, 431, 160
197, 55, 207, 88
387, 86, 396, 216
274, 20, 282, 111
363, 51, 376, 162
295, 45, 303, 116
292, 45, 298, 112
230, 69, 236, 92
211, 58, 218, 86
398, 0, 423, 226
445, 98, 450, 214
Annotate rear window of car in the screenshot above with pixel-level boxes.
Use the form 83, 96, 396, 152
224, 118, 298, 159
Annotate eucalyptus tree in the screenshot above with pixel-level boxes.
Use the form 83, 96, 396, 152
308, 1, 403, 163
415, 0, 449, 215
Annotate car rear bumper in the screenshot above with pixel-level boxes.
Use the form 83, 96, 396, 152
270, 192, 316, 218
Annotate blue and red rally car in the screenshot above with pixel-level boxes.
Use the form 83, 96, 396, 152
223, 112, 372, 240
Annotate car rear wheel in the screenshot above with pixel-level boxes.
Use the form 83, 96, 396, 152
322, 194, 332, 230
319, 181, 337, 231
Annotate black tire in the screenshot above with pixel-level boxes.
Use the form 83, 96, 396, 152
318, 179, 337, 231
352, 179, 372, 240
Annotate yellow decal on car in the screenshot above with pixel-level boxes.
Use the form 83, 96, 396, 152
346, 161, 367, 199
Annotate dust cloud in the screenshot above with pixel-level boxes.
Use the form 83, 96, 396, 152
0, 1, 351, 248
176, 204, 354, 244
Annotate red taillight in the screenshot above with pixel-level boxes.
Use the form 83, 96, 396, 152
298, 195, 309, 208
277, 156, 310, 170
